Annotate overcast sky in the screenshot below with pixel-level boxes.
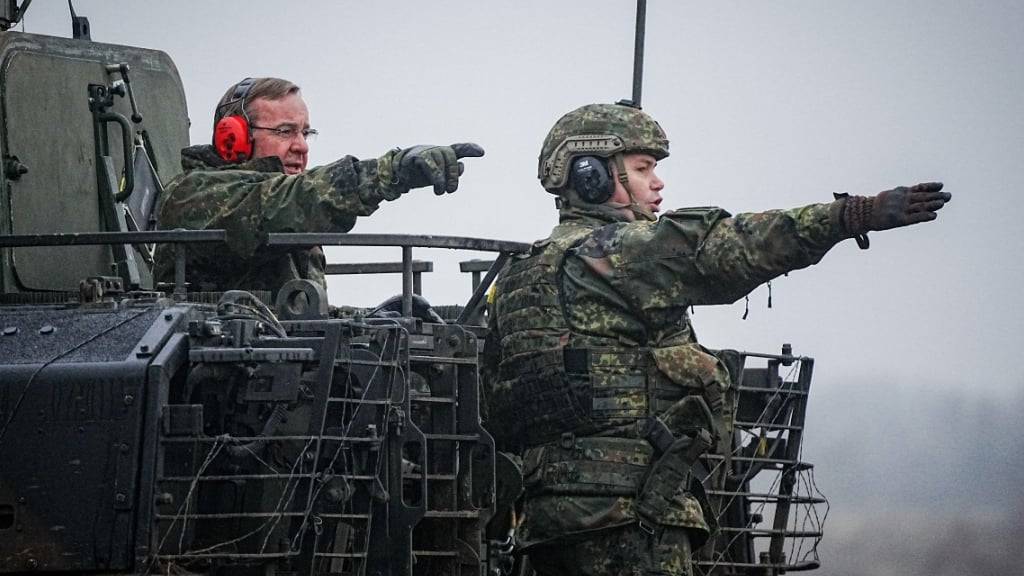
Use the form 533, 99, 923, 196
20, 2, 1024, 574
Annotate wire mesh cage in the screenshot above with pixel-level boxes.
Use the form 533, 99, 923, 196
153, 318, 495, 576
696, 351, 828, 576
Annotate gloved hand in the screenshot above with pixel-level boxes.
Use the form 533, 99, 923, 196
842, 182, 951, 235
394, 143, 485, 195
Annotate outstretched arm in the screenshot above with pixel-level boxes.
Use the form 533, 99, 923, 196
566, 183, 952, 325
692, 182, 952, 304
159, 143, 485, 258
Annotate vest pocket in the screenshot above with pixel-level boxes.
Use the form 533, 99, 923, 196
527, 437, 652, 496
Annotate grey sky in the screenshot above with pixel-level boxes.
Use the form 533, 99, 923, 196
21, 1, 1024, 573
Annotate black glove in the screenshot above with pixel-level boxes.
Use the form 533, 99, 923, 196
394, 143, 485, 195
842, 182, 951, 235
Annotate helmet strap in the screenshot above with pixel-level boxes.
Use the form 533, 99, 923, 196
609, 153, 657, 222
613, 154, 629, 187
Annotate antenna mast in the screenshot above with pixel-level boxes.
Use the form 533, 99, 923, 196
631, 0, 647, 108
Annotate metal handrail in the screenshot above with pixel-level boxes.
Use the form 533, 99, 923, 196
0, 229, 226, 247
1, 230, 531, 321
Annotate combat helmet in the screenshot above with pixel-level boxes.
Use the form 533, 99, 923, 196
538, 103, 669, 193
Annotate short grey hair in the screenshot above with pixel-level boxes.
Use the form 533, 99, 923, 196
212, 77, 301, 132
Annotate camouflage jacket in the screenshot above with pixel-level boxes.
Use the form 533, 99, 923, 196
487, 198, 847, 548
154, 145, 405, 296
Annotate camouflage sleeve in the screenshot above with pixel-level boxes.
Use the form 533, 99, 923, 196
691, 201, 846, 303
574, 202, 846, 317
158, 150, 407, 257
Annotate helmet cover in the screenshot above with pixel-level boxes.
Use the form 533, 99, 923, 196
538, 103, 669, 193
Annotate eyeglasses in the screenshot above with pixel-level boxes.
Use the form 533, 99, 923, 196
251, 124, 319, 142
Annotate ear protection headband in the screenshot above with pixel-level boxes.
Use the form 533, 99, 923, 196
569, 156, 614, 204
214, 77, 256, 162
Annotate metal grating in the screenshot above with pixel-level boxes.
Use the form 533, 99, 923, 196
695, 352, 828, 576
150, 318, 494, 576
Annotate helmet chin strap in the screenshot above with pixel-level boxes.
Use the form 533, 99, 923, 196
606, 154, 657, 222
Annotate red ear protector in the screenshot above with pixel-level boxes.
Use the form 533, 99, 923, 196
214, 77, 256, 162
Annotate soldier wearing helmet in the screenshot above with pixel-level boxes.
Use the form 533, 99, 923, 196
537, 102, 670, 222
483, 103, 951, 576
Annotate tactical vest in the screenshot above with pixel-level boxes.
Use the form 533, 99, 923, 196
488, 220, 746, 545
487, 224, 725, 451
486, 214, 746, 545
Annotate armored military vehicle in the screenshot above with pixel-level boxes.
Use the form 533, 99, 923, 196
0, 2, 826, 574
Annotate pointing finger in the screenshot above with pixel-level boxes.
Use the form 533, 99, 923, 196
910, 182, 943, 193
450, 142, 485, 158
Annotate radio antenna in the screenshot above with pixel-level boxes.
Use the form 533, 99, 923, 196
631, 0, 647, 107
617, 0, 648, 109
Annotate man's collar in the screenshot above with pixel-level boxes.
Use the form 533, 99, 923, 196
557, 195, 632, 227
180, 144, 287, 174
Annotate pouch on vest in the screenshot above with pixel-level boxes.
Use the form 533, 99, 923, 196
517, 438, 649, 549
525, 437, 652, 497
635, 429, 715, 547
488, 348, 596, 450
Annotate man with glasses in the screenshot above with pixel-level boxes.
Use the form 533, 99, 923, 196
155, 77, 483, 298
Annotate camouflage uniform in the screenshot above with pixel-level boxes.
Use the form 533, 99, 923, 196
154, 144, 406, 296
485, 104, 848, 576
